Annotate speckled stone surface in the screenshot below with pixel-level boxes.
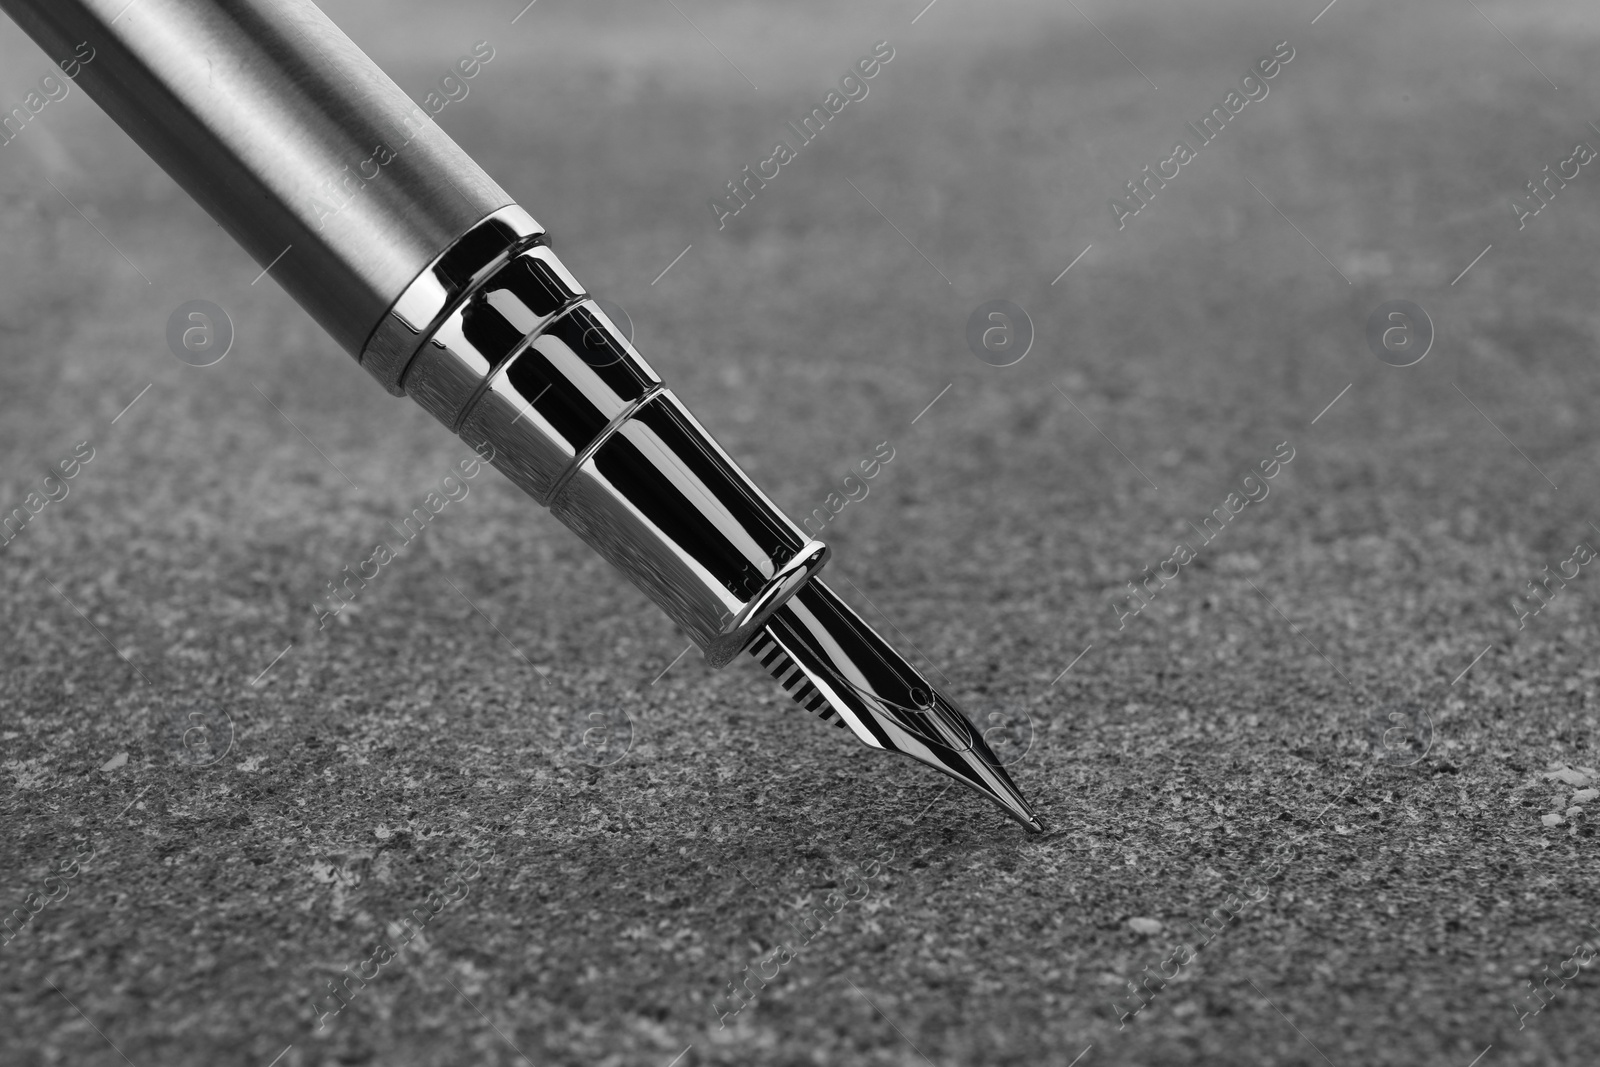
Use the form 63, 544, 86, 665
3, 2, 1599, 1064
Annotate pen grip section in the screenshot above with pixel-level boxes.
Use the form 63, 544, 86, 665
401, 232, 827, 667
550, 391, 826, 665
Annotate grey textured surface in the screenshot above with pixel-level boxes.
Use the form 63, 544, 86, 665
3, 1, 1600, 1064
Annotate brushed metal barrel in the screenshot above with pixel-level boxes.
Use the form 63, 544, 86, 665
0, 0, 516, 358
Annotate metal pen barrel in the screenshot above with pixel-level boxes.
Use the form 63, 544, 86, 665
3, 0, 830, 665
0, 0, 512, 357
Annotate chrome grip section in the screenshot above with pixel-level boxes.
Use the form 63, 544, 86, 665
384, 226, 830, 668
550, 391, 827, 666
454, 298, 662, 499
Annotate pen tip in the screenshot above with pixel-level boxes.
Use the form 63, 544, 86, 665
755, 579, 1045, 833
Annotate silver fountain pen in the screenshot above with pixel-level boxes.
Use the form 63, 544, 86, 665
2, 0, 1043, 833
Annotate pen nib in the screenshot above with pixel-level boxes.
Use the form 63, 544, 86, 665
747, 579, 1043, 833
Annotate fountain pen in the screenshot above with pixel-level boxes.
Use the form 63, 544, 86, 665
2, 0, 1042, 832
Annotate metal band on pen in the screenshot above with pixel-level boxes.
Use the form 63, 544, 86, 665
541, 382, 665, 508
359, 206, 546, 398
